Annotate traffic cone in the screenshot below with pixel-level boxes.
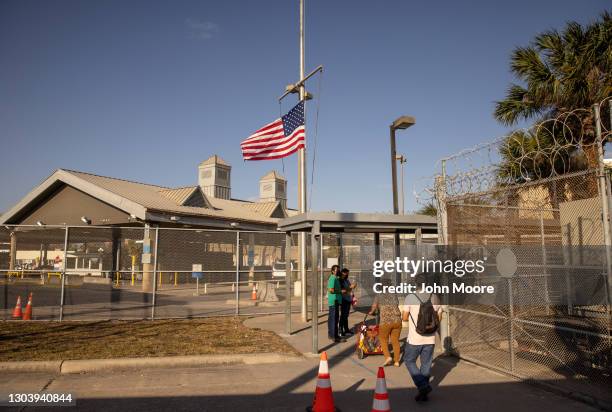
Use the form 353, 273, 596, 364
22, 293, 33, 321
306, 352, 340, 412
251, 285, 257, 300
371, 367, 391, 412
11, 296, 22, 319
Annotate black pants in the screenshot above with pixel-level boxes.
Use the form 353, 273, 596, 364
328, 302, 340, 339
339, 299, 351, 334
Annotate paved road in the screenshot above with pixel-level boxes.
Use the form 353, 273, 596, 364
0, 281, 303, 320
0, 314, 600, 412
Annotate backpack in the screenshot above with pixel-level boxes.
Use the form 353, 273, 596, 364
410, 293, 439, 335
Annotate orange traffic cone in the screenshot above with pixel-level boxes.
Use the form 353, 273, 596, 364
22, 293, 33, 320
371, 367, 391, 412
306, 352, 339, 412
251, 285, 257, 300
11, 296, 22, 319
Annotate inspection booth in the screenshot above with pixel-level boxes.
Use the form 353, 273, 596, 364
277, 212, 438, 354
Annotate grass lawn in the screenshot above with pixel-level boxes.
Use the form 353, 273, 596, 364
0, 317, 300, 361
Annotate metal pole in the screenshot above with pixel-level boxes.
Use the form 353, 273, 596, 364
298, 0, 308, 323
311, 231, 319, 354
390, 128, 401, 284
594, 103, 612, 311
540, 210, 550, 313
285, 232, 292, 334
59, 226, 69, 321
437, 160, 450, 353
440, 160, 449, 244
236, 231, 240, 315
390, 127, 399, 215
508, 277, 515, 372
320, 233, 324, 313
150, 227, 159, 320
400, 158, 405, 215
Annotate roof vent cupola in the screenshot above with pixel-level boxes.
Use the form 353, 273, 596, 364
198, 155, 231, 200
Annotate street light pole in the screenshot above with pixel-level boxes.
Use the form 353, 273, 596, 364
396, 154, 407, 215
389, 116, 415, 214
390, 128, 399, 215
389, 117, 415, 285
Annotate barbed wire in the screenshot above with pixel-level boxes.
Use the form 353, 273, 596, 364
414, 97, 612, 207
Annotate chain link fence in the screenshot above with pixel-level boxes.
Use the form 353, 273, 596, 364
0, 226, 305, 321
430, 100, 612, 407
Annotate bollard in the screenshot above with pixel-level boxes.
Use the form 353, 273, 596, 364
174, 272, 178, 287
115, 271, 120, 287
204, 283, 208, 294
232, 282, 235, 292
131, 272, 135, 286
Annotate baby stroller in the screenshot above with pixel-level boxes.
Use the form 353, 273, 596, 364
355, 313, 384, 359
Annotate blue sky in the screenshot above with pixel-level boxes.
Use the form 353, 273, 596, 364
0, 1, 608, 214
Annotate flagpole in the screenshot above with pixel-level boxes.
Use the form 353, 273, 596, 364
298, 0, 308, 322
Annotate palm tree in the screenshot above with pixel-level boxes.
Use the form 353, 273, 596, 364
494, 11, 611, 198
418, 202, 437, 217
494, 11, 611, 127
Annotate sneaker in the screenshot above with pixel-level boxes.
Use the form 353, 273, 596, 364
415, 385, 432, 402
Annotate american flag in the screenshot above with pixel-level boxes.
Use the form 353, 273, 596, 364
241, 101, 305, 161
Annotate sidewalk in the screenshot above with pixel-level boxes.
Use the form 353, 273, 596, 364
244, 313, 600, 411
0, 313, 600, 411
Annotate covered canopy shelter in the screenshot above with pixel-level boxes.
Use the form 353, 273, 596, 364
277, 212, 438, 354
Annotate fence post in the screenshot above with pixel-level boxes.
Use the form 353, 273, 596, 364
540, 210, 550, 314
594, 103, 612, 313
285, 232, 292, 334
508, 277, 515, 373
437, 160, 451, 354
150, 227, 159, 320
310, 228, 320, 354
235, 231, 240, 315
59, 226, 69, 321
562, 224, 573, 315
320, 233, 324, 313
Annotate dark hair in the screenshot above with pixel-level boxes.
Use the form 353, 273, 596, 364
341, 268, 350, 274
331, 264, 339, 272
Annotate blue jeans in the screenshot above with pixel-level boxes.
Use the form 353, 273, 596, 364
404, 343, 434, 390
328, 303, 340, 338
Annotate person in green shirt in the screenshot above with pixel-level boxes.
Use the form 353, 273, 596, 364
327, 265, 345, 342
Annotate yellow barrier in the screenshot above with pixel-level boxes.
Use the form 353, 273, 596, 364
7, 271, 23, 279
131, 255, 136, 286
47, 272, 62, 280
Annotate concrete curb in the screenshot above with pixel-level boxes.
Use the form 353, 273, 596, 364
1, 353, 303, 375
0, 360, 63, 373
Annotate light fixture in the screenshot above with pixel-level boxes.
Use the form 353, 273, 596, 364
170, 216, 180, 221
81, 216, 91, 225
230, 222, 239, 227
36, 221, 45, 226
391, 116, 416, 130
